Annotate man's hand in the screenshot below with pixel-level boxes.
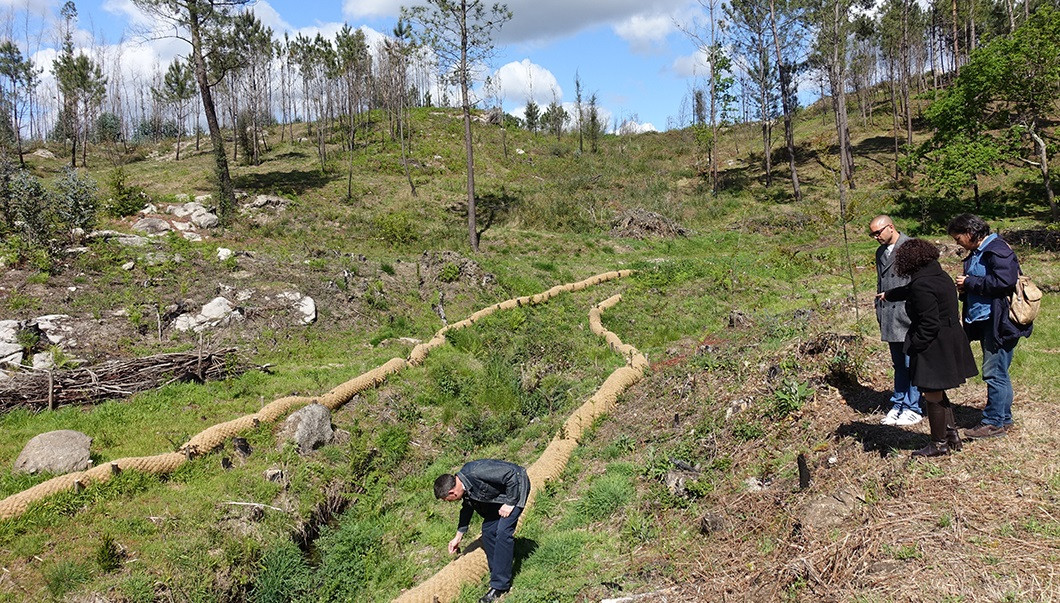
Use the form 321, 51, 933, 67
448, 533, 463, 554
499, 504, 514, 518
955, 275, 966, 291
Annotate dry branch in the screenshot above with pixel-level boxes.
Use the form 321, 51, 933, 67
0, 348, 252, 411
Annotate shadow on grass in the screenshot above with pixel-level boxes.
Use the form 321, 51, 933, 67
234, 168, 335, 195
512, 537, 538, 578
836, 420, 929, 455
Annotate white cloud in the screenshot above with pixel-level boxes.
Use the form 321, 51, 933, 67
671, 49, 710, 78
618, 119, 658, 134
613, 14, 674, 53
490, 59, 561, 105
344, 0, 693, 47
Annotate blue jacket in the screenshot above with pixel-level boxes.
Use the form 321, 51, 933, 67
960, 236, 1033, 347
456, 459, 530, 533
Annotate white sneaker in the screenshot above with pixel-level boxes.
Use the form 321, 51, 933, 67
892, 409, 923, 426
881, 407, 901, 425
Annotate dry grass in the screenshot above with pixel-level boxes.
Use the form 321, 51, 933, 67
584, 305, 1060, 602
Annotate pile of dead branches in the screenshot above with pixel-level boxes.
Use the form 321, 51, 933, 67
610, 209, 690, 239
0, 348, 255, 412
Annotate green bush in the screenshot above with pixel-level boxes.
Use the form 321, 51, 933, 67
374, 211, 417, 246
95, 533, 123, 572
438, 262, 460, 282
105, 167, 149, 217
312, 520, 384, 600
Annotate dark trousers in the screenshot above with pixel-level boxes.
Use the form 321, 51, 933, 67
478, 503, 523, 590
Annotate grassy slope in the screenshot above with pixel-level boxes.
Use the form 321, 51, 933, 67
0, 97, 1057, 602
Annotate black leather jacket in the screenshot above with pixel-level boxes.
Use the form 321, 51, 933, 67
455, 459, 530, 533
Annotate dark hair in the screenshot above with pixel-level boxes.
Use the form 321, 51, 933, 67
433, 474, 456, 499
947, 213, 991, 242
894, 238, 940, 277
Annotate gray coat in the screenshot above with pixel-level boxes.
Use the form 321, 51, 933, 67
876, 233, 913, 342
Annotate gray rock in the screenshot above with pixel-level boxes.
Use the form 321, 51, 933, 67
278, 291, 316, 324
183, 232, 203, 242
217, 248, 234, 261
32, 351, 54, 370
32, 148, 55, 159
132, 218, 172, 235
0, 342, 22, 366
264, 468, 285, 482
170, 202, 206, 218
277, 403, 334, 454
121, 261, 135, 271
190, 210, 219, 229
172, 296, 242, 332
31, 315, 71, 345
14, 430, 92, 475
0, 320, 19, 342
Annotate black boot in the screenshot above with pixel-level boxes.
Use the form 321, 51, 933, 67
913, 397, 952, 458
912, 441, 951, 457
943, 404, 961, 452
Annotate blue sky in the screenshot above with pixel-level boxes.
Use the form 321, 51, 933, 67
5, 0, 721, 132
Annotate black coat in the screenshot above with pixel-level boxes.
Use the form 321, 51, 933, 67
455, 459, 530, 533
887, 260, 978, 391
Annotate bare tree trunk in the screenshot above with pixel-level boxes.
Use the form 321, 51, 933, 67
952, 0, 960, 72
769, 0, 801, 201
188, 3, 235, 222
1029, 128, 1058, 221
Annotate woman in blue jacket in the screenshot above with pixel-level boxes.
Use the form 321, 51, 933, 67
948, 214, 1033, 439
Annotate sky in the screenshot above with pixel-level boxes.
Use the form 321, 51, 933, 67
3, 0, 726, 132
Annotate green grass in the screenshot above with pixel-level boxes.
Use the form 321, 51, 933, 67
1, 98, 1057, 601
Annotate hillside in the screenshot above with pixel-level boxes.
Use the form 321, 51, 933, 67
0, 101, 1058, 603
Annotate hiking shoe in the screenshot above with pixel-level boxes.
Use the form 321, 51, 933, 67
881, 407, 901, 425
963, 423, 1007, 439
892, 409, 923, 426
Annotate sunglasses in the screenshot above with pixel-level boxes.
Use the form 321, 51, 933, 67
870, 224, 891, 238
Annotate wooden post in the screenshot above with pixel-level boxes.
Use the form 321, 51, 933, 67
47, 371, 55, 411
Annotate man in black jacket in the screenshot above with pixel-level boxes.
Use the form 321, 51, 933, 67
434, 459, 531, 603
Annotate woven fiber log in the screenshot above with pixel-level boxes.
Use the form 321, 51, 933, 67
393, 293, 647, 603
0, 271, 635, 522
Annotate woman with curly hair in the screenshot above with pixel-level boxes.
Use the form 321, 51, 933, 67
880, 238, 978, 457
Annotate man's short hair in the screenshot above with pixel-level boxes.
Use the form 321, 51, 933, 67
434, 474, 457, 499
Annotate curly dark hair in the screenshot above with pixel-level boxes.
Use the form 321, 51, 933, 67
947, 213, 991, 241
894, 238, 941, 277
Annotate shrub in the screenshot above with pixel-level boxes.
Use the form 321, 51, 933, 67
96, 533, 124, 572
438, 262, 460, 282
105, 166, 149, 217
55, 167, 99, 233
374, 211, 417, 246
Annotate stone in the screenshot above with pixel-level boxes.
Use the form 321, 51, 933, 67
140, 203, 158, 215
0, 320, 19, 342
32, 148, 55, 159
121, 261, 135, 271
172, 221, 193, 231
217, 248, 234, 261
194, 194, 212, 204
200, 297, 235, 321
14, 430, 92, 475
170, 202, 205, 218
0, 342, 22, 366
183, 232, 202, 242
33, 315, 72, 345
277, 403, 334, 454
278, 292, 316, 324
172, 297, 242, 332
264, 468, 285, 482
191, 210, 219, 229
801, 487, 861, 531
132, 218, 172, 235
32, 352, 54, 370
699, 513, 730, 535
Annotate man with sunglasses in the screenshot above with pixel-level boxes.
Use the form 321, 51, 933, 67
870, 215, 923, 426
